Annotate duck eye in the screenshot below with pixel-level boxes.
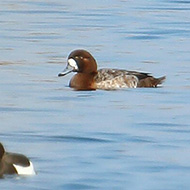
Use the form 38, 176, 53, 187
74, 56, 84, 60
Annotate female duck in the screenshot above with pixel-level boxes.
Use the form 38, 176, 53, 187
58, 49, 165, 90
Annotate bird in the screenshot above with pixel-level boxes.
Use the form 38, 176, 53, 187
58, 49, 166, 90
0, 142, 36, 177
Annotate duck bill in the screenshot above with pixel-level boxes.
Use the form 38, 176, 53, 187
58, 66, 73, 77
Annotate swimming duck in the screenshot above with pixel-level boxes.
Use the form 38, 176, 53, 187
0, 143, 35, 177
58, 49, 165, 90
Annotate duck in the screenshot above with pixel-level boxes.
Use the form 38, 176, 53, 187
58, 49, 166, 90
0, 142, 36, 177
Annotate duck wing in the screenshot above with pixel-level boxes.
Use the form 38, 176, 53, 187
95, 69, 138, 89
3, 152, 30, 167
95, 69, 166, 88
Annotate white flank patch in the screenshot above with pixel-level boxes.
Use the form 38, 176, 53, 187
13, 161, 36, 175
68, 58, 78, 70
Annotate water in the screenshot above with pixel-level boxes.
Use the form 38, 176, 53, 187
1, 0, 190, 189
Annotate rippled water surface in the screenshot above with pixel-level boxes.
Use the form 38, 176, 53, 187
1, 0, 190, 189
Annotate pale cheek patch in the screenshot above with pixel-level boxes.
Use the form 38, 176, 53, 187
68, 58, 78, 70
13, 161, 36, 175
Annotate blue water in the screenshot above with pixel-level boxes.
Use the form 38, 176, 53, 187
1, 0, 190, 189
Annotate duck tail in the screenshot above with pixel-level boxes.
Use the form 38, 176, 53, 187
156, 76, 166, 85
138, 76, 166, 87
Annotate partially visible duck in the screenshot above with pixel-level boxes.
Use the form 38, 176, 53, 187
0, 143, 35, 177
58, 49, 166, 90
